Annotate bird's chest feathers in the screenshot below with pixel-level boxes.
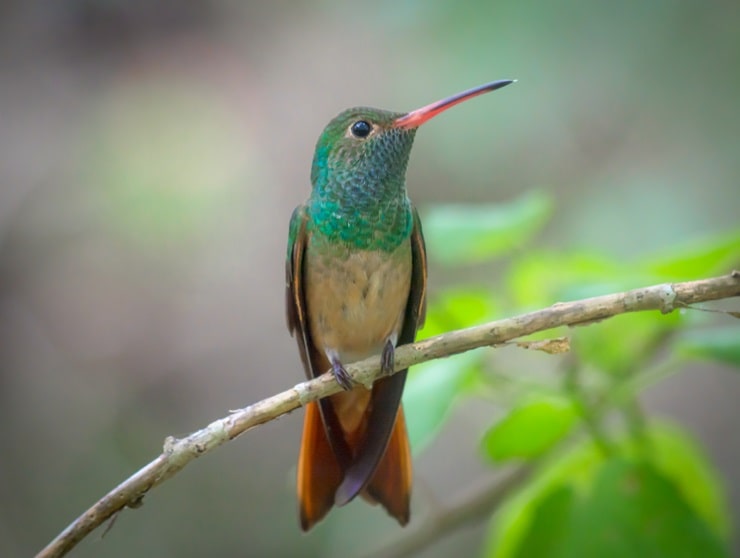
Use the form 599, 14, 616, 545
305, 241, 412, 361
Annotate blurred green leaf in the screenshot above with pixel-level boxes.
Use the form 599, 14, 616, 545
574, 310, 682, 377
491, 460, 728, 558
569, 461, 727, 558
422, 191, 551, 265
404, 276, 499, 455
484, 440, 607, 558
417, 288, 498, 338
646, 423, 731, 538
505, 230, 739, 313
485, 422, 730, 558
481, 395, 578, 462
506, 251, 642, 309
648, 231, 740, 280
677, 327, 740, 368
403, 351, 480, 454
508, 486, 575, 558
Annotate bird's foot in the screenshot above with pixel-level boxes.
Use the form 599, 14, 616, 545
330, 357, 353, 391
381, 340, 395, 376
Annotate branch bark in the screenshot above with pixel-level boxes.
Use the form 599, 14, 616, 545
36, 271, 740, 558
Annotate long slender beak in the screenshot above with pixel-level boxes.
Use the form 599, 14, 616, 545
393, 79, 515, 129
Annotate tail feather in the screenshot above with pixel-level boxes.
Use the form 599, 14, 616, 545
362, 406, 412, 525
334, 372, 407, 506
297, 402, 342, 530
297, 402, 412, 529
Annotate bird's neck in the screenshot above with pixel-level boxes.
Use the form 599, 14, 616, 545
308, 175, 412, 252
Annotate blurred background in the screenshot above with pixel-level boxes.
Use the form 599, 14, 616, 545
1, 1, 738, 557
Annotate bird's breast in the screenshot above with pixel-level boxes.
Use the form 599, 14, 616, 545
304, 240, 412, 363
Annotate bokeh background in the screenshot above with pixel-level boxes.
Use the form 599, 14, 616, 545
1, 2, 738, 557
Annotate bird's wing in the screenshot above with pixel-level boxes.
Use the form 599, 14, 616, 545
287, 206, 354, 526
285, 204, 313, 378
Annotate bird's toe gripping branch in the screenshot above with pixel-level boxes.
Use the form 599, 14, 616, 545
330, 357, 354, 391
381, 339, 395, 376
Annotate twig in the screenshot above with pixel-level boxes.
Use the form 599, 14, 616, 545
36, 271, 740, 558
371, 465, 534, 558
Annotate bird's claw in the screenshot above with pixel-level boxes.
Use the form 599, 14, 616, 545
381, 340, 395, 376
331, 359, 353, 391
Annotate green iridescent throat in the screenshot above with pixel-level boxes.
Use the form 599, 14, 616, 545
309, 184, 412, 252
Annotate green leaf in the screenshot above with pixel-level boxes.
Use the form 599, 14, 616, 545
481, 396, 578, 462
505, 251, 643, 309
484, 439, 606, 558
562, 460, 728, 558
422, 190, 552, 265
491, 460, 728, 558
509, 486, 575, 558
574, 309, 682, 377
677, 326, 740, 368
485, 422, 730, 558
403, 351, 480, 454
648, 231, 740, 280
646, 422, 731, 538
417, 288, 499, 338
564, 459, 727, 558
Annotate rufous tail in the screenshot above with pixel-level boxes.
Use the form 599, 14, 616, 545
297, 404, 412, 529
362, 406, 412, 525
297, 401, 342, 530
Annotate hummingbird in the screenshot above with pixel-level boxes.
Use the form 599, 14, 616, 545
286, 79, 514, 530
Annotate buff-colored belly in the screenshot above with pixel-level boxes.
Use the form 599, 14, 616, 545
304, 241, 412, 364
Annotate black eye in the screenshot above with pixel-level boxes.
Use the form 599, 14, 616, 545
350, 120, 372, 138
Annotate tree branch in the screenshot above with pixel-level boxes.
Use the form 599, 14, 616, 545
371, 464, 535, 558
36, 271, 740, 558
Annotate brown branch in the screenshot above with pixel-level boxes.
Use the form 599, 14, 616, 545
371, 465, 535, 558
36, 271, 740, 558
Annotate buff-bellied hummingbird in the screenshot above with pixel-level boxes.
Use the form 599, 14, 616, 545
286, 79, 515, 529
